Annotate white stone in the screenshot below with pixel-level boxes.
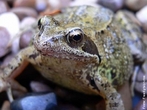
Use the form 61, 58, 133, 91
48, 0, 61, 9
136, 5, 147, 23
136, 5, 147, 32
70, 0, 98, 7
36, 0, 48, 11
20, 17, 36, 29
0, 12, 20, 39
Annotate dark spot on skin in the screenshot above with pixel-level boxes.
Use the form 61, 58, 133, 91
100, 70, 105, 74
10, 66, 13, 69
123, 24, 127, 28
101, 30, 104, 34
112, 79, 118, 86
109, 102, 119, 107
53, 19, 59, 26
29, 52, 39, 60
86, 74, 100, 92
97, 32, 100, 35
111, 69, 116, 79
42, 42, 48, 46
109, 93, 116, 100
57, 31, 62, 34
101, 82, 110, 90
39, 63, 43, 66
20, 58, 22, 61
119, 18, 123, 23
101, 65, 107, 70
127, 30, 131, 34
90, 79, 100, 92
9, 65, 17, 72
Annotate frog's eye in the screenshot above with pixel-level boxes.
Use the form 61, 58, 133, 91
67, 28, 84, 45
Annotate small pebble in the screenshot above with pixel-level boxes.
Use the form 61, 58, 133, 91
134, 66, 147, 94
132, 92, 142, 108
35, 0, 49, 12
19, 28, 34, 49
10, 7, 38, 21
30, 81, 51, 92
0, 27, 10, 57
136, 5, 147, 33
48, 0, 62, 10
142, 34, 147, 46
70, 0, 98, 7
125, 0, 147, 11
0, 12, 20, 39
1, 101, 11, 110
20, 17, 36, 29
98, 0, 124, 12
11, 92, 57, 110
0, 1, 9, 14
14, 0, 36, 9
57, 0, 71, 8
11, 36, 20, 54
135, 66, 147, 81
0, 54, 15, 67
14, 0, 48, 12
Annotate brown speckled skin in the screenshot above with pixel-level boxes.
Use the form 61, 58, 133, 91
0, 6, 133, 110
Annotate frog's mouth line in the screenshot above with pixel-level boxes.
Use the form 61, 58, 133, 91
34, 41, 99, 63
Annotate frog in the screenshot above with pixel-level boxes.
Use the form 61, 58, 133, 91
0, 5, 134, 110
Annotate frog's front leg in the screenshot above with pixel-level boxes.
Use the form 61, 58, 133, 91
94, 74, 124, 110
0, 46, 39, 100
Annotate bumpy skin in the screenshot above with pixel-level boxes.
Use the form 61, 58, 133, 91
115, 10, 147, 63
0, 6, 133, 110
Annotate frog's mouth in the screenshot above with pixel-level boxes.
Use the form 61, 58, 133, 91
34, 39, 100, 64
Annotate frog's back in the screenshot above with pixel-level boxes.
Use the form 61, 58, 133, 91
54, 5, 113, 31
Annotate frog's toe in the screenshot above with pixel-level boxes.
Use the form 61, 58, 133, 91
0, 77, 14, 102
0, 77, 9, 92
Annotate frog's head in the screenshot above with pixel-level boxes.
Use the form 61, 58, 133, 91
34, 16, 101, 64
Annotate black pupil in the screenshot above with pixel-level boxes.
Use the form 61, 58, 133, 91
73, 34, 81, 42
